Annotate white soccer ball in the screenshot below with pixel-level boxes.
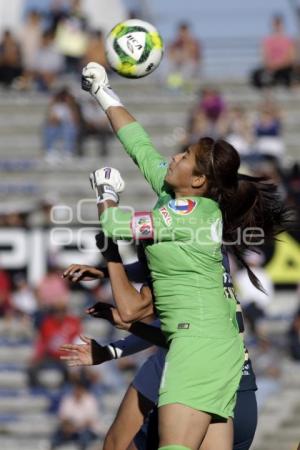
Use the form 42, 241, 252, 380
105, 19, 164, 79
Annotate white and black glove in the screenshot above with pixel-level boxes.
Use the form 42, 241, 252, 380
89, 167, 125, 204
82, 62, 123, 111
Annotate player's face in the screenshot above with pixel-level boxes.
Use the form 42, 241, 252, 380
165, 145, 200, 190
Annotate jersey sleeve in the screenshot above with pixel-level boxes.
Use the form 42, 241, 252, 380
100, 198, 221, 244
117, 122, 168, 196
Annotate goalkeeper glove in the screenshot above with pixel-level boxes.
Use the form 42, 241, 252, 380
82, 62, 123, 111
89, 167, 125, 204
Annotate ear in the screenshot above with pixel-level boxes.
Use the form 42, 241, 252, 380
192, 174, 206, 189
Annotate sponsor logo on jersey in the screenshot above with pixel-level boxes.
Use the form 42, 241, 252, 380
159, 207, 172, 227
177, 322, 190, 329
159, 161, 168, 168
131, 212, 154, 240
168, 199, 197, 215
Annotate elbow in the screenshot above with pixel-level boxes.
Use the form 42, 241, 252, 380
120, 303, 154, 324
119, 308, 137, 324
119, 302, 148, 323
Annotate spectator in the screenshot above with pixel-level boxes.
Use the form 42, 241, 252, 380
36, 265, 70, 310
47, 0, 71, 32
18, 10, 43, 90
4, 211, 27, 227
55, 0, 88, 73
27, 302, 81, 389
0, 269, 12, 318
251, 14, 296, 89
78, 98, 113, 157
33, 29, 64, 91
219, 105, 253, 155
253, 100, 285, 159
234, 252, 274, 337
287, 163, 300, 208
287, 308, 300, 361
0, 30, 23, 87
11, 273, 37, 319
42, 88, 81, 162
50, 380, 99, 450
186, 87, 227, 142
27, 195, 59, 227
167, 22, 201, 87
82, 29, 108, 69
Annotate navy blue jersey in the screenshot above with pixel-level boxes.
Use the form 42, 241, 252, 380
222, 248, 257, 392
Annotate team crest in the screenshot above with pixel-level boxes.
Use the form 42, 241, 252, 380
131, 212, 154, 240
168, 199, 197, 215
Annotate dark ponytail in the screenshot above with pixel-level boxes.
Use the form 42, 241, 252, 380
194, 137, 292, 291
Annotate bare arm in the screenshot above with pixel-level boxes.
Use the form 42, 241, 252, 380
107, 262, 154, 323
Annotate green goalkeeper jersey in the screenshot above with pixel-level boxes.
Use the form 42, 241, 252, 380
100, 122, 238, 341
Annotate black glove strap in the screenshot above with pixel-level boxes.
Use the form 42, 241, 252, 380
91, 339, 112, 365
95, 232, 122, 263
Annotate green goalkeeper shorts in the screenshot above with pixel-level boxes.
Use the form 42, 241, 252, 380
158, 335, 244, 419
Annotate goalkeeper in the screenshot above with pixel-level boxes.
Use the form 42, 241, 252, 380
61, 244, 258, 450
80, 62, 288, 450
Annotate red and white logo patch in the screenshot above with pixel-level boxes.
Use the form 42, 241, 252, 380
159, 207, 172, 227
131, 212, 154, 240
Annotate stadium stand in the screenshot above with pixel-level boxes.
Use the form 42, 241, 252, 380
0, 78, 300, 450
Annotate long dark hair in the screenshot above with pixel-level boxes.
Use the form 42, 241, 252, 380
193, 137, 292, 291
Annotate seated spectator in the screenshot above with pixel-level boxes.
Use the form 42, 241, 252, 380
42, 88, 81, 161
0, 30, 23, 87
186, 87, 227, 142
82, 29, 108, 69
27, 302, 81, 389
11, 273, 38, 319
253, 101, 285, 159
234, 252, 274, 337
287, 163, 300, 208
167, 22, 201, 87
32, 29, 64, 91
36, 265, 70, 311
250, 15, 296, 89
50, 379, 99, 450
17, 10, 43, 90
0, 268, 12, 318
27, 194, 59, 227
219, 105, 253, 155
55, 0, 88, 73
78, 98, 113, 157
288, 308, 300, 361
47, 0, 71, 32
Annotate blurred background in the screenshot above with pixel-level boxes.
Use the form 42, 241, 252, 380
0, 1, 300, 449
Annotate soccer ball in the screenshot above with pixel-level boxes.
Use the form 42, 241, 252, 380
105, 19, 164, 79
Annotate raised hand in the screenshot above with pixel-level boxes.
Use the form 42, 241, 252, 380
62, 264, 105, 282
81, 62, 123, 111
89, 166, 125, 204
60, 335, 113, 366
60, 335, 93, 366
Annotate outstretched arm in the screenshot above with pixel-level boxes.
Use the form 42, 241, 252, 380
82, 62, 168, 195
62, 261, 148, 284
60, 319, 167, 368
